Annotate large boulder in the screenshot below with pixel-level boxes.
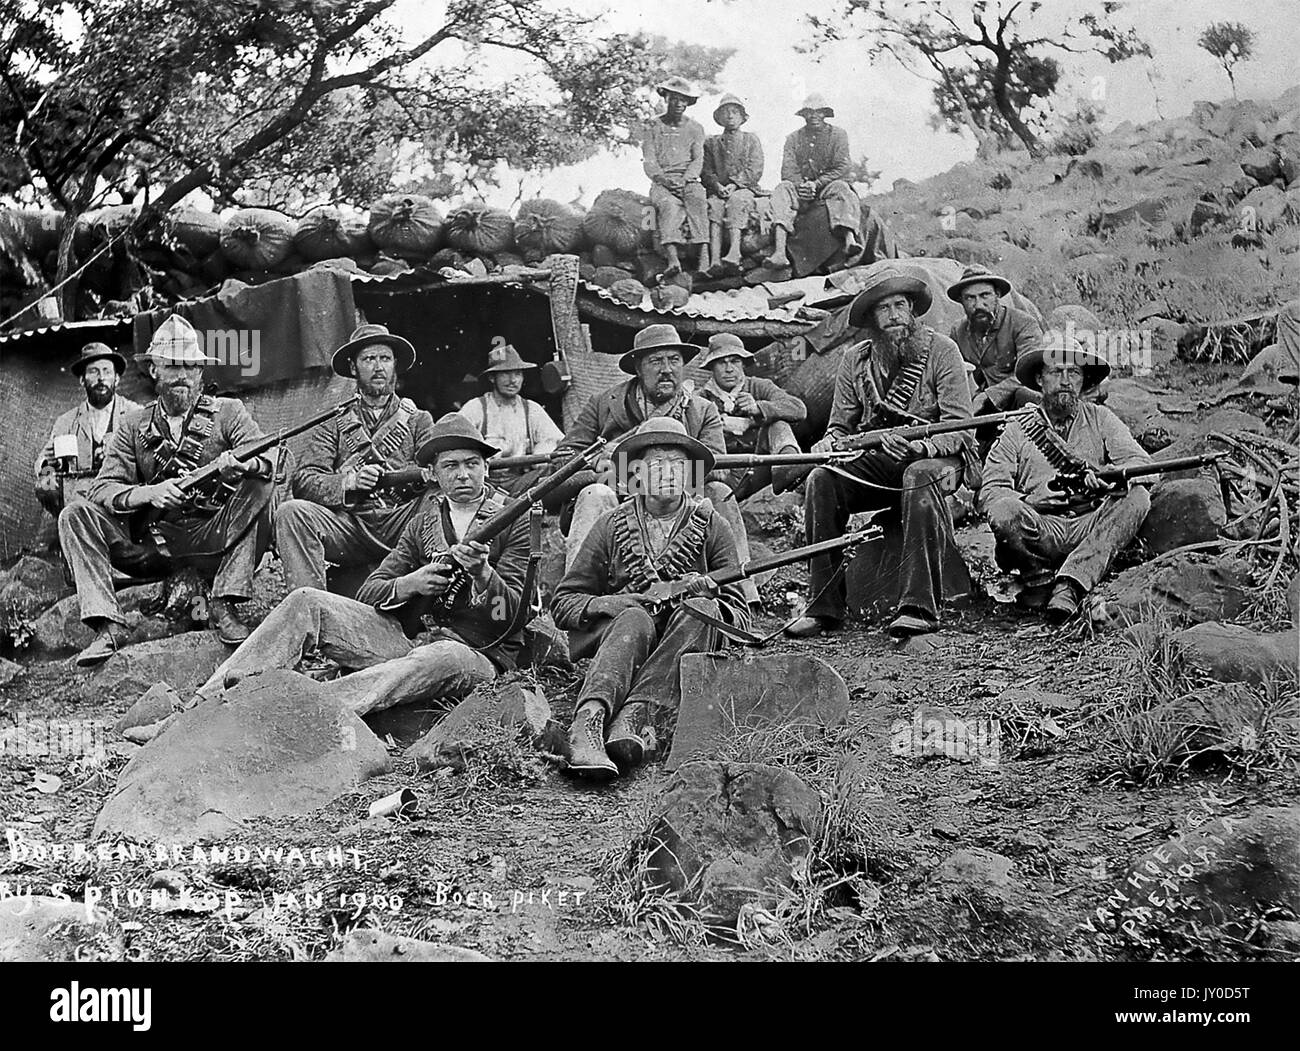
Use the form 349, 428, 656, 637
0, 895, 124, 962
407, 679, 558, 772
89, 631, 231, 705
92, 670, 391, 841
1138, 478, 1226, 553
1095, 553, 1253, 628
639, 761, 821, 927
325, 929, 491, 962
1159, 409, 1266, 460
1171, 622, 1299, 685
31, 583, 174, 653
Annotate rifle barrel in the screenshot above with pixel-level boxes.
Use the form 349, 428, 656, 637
712, 527, 881, 586
714, 451, 859, 469
1098, 453, 1227, 481
489, 453, 552, 470
839, 408, 1032, 452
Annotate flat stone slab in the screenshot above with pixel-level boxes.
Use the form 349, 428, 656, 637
668, 652, 849, 771
93, 669, 391, 842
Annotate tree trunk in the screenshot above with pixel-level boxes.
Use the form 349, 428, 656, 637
991, 52, 1043, 158
54, 213, 79, 322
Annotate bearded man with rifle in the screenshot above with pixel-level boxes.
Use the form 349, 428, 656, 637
60, 315, 278, 665
275, 323, 435, 591
785, 266, 980, 641
197, 415, 601, 715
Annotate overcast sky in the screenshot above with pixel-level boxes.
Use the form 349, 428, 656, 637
403, 0, 1300, 206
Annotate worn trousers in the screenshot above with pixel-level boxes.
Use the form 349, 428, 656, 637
59, 477, 274, 626
770, 179, 861, 236
650, 181, 708, 246
570, 598, 722, 719
707, 189, 758, 229
196, 587, 495, 715
724, 419, 799, 502
984, 487, 1151, 592
275, 497, 423, 592
563, 480, 760, 604
805, 454, 963, 623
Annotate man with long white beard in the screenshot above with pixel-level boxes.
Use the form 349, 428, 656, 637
35, 342, 142, 518
784, 267, 976, 640
195, 414, 530, 715
978, 342, 1151, 623
946, 265, 1043, 413
60, 315, 276, 664
551, 418, 750, 779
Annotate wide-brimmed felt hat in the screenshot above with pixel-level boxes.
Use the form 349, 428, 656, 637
796, 93, 834, 118
332, 323, 416, 377
847, 267, 933, 327
946, 264, 1014, 302
618, 323, 697, 373
138, 314, 217, 365
657, 77, 699, 102
480, 342, 536, 377
713, 93, 749, 126
1014, 339, 1111, 392
416, 412, 500, 466
617, 416, 714, 473
694, 332, 755, 370
69, 341, 126, 376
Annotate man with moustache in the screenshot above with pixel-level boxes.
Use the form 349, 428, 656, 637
275, 323, 435, 591
550, 323, 761, 607
978, 342, 1151, 623
552, 418, 750, 778
35, 342, 142, 518
643, 77, 709, 276
784, 266, 976, 640
946, 266, 1044, 413
196, 414, 530, 715
60, 315, 276, 664
702, 93, 764, 273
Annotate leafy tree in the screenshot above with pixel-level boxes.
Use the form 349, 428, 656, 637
0, 0, 722, 321
806, 0, 1151, 158
1198, 22, 1255, 99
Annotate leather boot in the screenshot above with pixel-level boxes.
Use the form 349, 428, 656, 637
784, 615, 839, 639
1044, 580, 1084, 625
74, 622, 130, 667
770, 446, 803, 496
565, 701, 618, 779
209, 598, 250, 646
606, 702, 648, 768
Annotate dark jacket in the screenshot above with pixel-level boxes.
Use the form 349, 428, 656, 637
702, 130, 764, 195
781, 124, 851, 188
354, 486, 531, 671
950, 305, 1043, 403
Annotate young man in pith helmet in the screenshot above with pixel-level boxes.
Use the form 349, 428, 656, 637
694, 332, 807, 500
550, 322, 762, 607
60, 315, 276, 664
767, 94, 863, 271
196, 413, 530, 714
276, 322, 435, 591
978, 340, 1151, 624
35, 341, 142, 519
946, 265, 1043, 414
457, 340, 563, 495
702, 93, 764, 273
552, 417, 750, 779
643, 76, 709, 276
785, 266, 976, 641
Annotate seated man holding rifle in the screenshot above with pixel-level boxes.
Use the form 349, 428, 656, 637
61, 315, 277, 665
196, 414, 537, 715
978, 342, 1152, 624
276, 323, 435, 592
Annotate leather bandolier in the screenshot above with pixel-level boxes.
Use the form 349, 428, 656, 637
1019, 407, 1101, 515
609, 497, 713, 594
863, 330, 933, 428
412, 486, 509, 629
139, 395, 234, 513
338, 397, 424, 509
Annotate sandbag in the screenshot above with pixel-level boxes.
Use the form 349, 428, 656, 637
165, 207, 222, 258
75, 204, 139, 254
294, 206, 373, 261
220, 208, 296, 269
368, 194, 444, 260
444, 202, 515, 255
582, 189, 651, 255
2, 209, 64, 256
514, 198, 583, 258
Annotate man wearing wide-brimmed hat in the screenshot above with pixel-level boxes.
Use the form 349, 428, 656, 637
457, 339, 563, 495
549, 322, 760, 606
552, 417, 751, 778
978, 340, 1151, 624
60, 315, 276, 664
643, 76, 709, 276
767, 94, 862, 271
785, 265, 975, 640
693, 332, 806, 500
946, 265, 1044, 413
35, 342, 142, 518
197, 413, 531, 713
276, 322, 435, 592
702, 93, 764, 273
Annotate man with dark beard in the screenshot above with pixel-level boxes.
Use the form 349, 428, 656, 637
784, 267, 975, 639
978, 342, 1151, 624
276, 323, 435, 591
946, 266, 1043, 413
60, 315, 276, 664
36, 342, 143, 519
